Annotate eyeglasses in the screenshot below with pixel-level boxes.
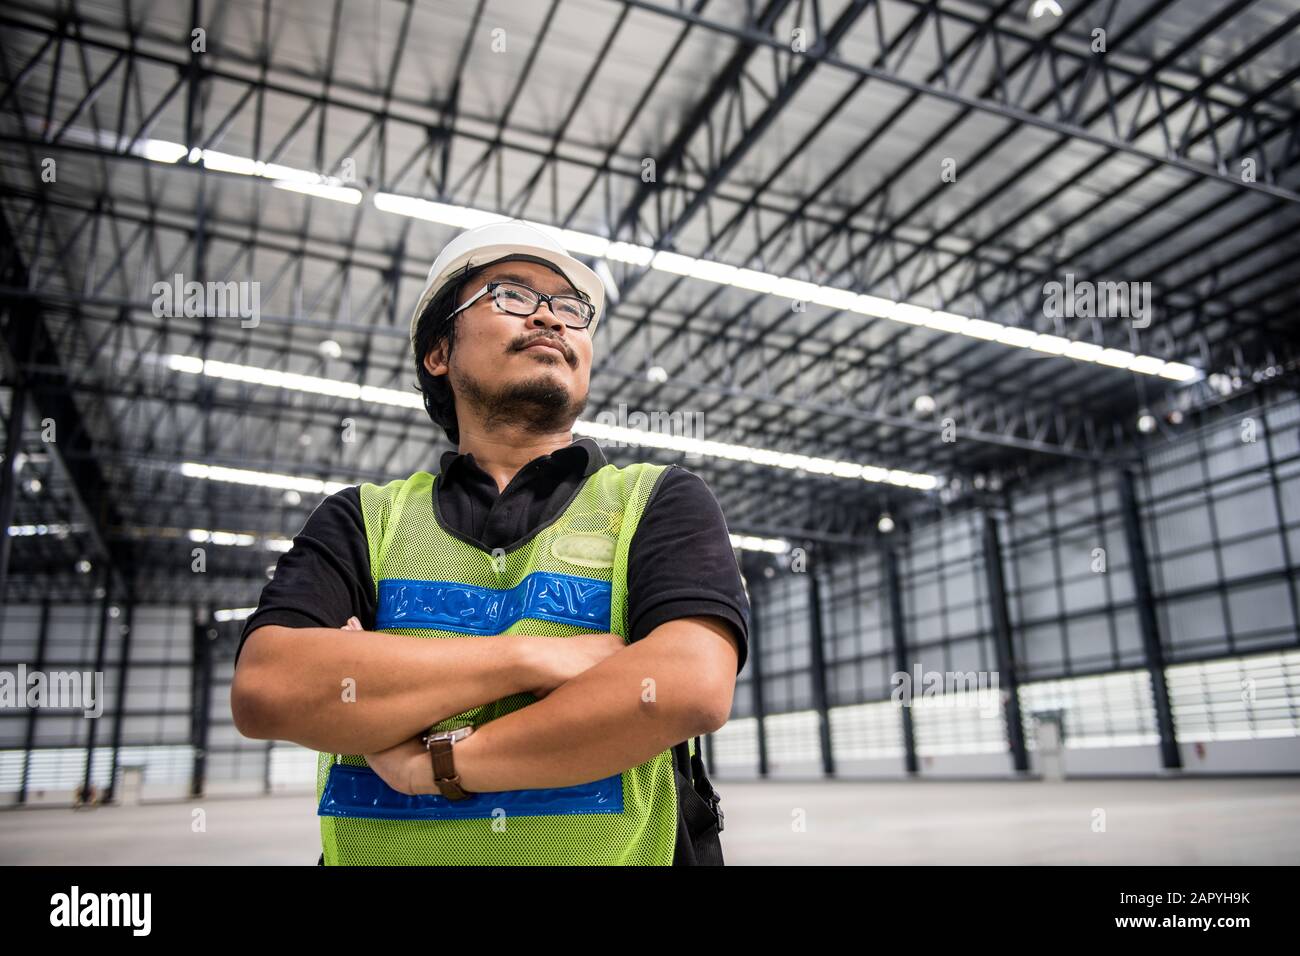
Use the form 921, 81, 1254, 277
449, 280, 596, 330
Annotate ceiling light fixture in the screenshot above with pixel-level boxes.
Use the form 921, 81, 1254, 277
167, 354, 941, 490
126, 137, 1197, 383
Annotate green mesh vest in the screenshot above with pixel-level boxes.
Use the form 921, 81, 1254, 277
316, 459, 687, 865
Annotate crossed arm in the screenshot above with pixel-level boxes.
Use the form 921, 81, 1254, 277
231, 616, 740, 794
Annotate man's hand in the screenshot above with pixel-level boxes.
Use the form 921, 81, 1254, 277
519, 633, 626, 698
362, 734, 429, 795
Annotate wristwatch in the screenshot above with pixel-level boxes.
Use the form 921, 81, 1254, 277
421, 724, 475, 800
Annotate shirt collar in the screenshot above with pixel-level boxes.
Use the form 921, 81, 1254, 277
438, 437, 607, 481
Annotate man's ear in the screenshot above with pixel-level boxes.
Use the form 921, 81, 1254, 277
422, 341, 449, 377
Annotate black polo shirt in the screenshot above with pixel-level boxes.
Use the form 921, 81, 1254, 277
236, 437, 749, 670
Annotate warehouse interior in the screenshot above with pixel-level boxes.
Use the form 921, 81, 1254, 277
1, 0, 1299, 865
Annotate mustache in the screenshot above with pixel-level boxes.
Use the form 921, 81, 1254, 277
514, 334, 573, 362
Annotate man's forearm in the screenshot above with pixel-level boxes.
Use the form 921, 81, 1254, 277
232, 625, 532, 753
448, 628, 720, 792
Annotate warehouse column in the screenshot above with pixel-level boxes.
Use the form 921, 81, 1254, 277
753, 583, 770, 778
191, 605, 215, 797
806, 567, 836, 776
18, 599, 50, 805
1118, 467, 1182, 770
883, 543, 918, 775
105, 594, 135, 804
744, 555, 770, 778
81, 569, 114, 801
263, 741, 275, 796
980, 509, 1028, 773
0, 378, 25, 599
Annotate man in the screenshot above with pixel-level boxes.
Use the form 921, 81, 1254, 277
231, 220, 749, 865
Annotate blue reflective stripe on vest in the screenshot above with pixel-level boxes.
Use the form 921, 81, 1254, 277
375, 571, 612, 634
318, 762, 624, 820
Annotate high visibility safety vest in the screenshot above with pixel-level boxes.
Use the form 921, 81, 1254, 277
316, 460, 688, 865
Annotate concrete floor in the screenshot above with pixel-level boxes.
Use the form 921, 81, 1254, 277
2, 777, 1297, 864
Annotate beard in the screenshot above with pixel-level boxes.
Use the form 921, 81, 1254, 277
453, 363, 588, 434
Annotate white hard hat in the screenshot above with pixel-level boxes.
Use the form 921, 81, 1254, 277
409, 220, 605, 343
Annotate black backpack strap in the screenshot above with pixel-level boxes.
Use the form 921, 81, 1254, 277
687, 735, 723, 833
670, 734, 726, 864
675, 737, 698, 785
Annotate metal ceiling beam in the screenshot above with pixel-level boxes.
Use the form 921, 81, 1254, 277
0, 188, 1130, 465
620, 0, 1300, 203
599, 0, 1114, 462
5, 0, 1294, 556
610, 0, 804, 241
606, 0, 1299, 476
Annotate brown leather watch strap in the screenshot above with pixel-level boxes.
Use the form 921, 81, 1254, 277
427, 734, 471, 800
